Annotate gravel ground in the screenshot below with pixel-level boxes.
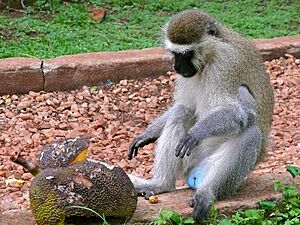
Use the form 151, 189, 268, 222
0, 54, 299, 212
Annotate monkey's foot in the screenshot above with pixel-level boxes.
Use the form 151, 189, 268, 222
135, 185, 175, 199
128, 174, 175, 199
189, 190, 215, 223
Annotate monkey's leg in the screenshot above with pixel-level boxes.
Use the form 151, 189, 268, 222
129, 105, 195, 198
190, 126, 262, 222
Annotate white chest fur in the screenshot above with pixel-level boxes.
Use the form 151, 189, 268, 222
174, 72, 235, 120
174, 74, 211, 119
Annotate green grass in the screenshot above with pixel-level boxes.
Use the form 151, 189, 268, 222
0, 0, 299, 58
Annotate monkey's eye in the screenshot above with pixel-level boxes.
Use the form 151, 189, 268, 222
170, 51, 193, 59
207, 29, 217, 35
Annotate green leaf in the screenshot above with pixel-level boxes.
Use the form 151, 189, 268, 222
259, 201, 276, 210
282, 186, 298, 199
161, 209, 175, 220
183, 217, 195, 224
289, 208, 300, 217
287, 166, 300, 178
244, 209, 263, 220
274, 180, 281, 191
289, 198, 300, 207
218, 219, 233, 225
169, 211, 182, 224
261, 221, 274, 225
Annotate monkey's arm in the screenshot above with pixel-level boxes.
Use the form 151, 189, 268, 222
175, 105, 251, 158
128, 104, 182, 160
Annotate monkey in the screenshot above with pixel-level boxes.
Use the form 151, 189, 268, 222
127, 9, 274, 223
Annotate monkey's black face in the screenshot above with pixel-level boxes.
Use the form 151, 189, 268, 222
173, 51, 197, 78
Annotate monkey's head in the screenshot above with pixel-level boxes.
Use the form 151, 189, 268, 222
164, 10, 221, 78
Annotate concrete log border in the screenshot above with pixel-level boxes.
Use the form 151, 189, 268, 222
1, 35, 300, 95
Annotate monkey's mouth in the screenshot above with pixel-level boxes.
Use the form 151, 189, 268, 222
178, 66, 197, 78
181, 70, 197, 78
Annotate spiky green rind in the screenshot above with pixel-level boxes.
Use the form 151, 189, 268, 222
29, 160, 137, 224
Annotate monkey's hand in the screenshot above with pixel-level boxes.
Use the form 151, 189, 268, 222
128, 135, 157, 160
175, 134, 199, 158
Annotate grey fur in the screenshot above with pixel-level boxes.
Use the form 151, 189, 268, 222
128, 9, 273, 223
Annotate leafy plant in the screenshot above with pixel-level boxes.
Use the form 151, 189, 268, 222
287, 166, 300, 178
150, 209, 195, 225
150, 166, 300, 225
215, 166, 300, 225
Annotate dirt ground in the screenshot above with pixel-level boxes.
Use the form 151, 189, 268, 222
0, 55, 299, 215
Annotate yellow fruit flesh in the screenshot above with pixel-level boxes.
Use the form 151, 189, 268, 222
70, 148, 88, 165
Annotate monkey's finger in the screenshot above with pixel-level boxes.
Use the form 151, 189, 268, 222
134, 147, 138, 157
132, 139, 147, 157
175, 144, 183, 157
186, 147, 193, 156
128, 148, 133, 160
135, 139, 145, 148
179, 146, 189, 158
186, 139, 198, 156
128, 151, 133, 160
128, 137, 143, 158
128, 144, 137, 160
129, 147, 139, 159
186, 142, 196, 156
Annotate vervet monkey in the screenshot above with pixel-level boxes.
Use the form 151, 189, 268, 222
128, 9, 274, 222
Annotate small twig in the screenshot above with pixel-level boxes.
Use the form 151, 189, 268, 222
11, 152, 40, 176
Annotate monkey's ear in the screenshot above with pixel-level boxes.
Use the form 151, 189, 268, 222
206, 22, 218, 36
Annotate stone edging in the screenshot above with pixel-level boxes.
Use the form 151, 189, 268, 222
1, 35, 300, 95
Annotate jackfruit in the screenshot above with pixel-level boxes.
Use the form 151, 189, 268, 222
29, 137, 137, 225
